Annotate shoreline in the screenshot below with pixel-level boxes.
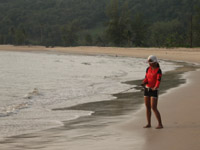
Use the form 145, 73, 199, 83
0, 45, 200, 150
0, 45, 200, 64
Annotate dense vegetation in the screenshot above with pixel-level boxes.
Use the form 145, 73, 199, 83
0, 0, 199, 47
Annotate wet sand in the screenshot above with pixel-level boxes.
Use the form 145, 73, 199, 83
0, 45, 200, 150
118, 69, 200, 150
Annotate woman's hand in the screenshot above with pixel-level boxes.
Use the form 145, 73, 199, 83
152, 87, 157, 91
141, 82, 146, 87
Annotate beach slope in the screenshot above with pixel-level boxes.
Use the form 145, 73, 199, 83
0, 45, 200, 150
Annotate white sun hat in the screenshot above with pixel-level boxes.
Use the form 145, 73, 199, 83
147, 55, 158, 63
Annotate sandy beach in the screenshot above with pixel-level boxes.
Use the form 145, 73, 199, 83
0, 45, 200, 150
0, 45, 200, 63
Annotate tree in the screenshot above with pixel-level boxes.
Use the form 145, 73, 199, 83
62, 20, 80, 46
118, 1, 132, 46
84, 33, 93, 46
0, 35, 4, 44
14, 27, 26, 45
105, 0, 120, 46
7, 27, 15, 44
193, 5, 200, 46
95, 35, 107, 46
131, 14, 148, 47
106, 0, 132, 46
149, 20, 185, 47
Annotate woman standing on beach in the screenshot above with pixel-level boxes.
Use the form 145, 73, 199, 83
141, 55, 163, 129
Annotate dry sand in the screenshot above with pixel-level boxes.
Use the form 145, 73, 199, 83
0, 45, 200, 150
0, 45, 200, 63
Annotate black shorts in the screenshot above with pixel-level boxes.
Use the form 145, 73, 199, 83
144, 88, 158, 98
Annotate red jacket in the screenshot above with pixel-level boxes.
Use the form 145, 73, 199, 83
143, 67, 162, 89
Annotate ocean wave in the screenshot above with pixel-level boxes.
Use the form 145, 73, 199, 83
23, 88, 40, 99
0, 88, 40, 117
0, 102, 28, 117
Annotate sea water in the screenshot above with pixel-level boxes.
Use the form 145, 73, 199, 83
0, 51, 178, 139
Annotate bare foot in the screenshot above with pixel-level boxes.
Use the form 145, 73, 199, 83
156, 125, 163, 129
143, 125, 151, 128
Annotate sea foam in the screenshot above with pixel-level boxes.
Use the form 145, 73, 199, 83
0, 51, 178, 139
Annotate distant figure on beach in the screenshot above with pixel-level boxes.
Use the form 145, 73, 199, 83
141, 55, 163, 129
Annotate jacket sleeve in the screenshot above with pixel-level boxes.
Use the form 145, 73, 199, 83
143, 67, 149, 84
155, 69, 162, 88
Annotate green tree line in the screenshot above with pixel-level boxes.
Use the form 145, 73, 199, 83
0, 0, 199, 47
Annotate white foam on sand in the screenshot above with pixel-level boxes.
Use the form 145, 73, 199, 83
0, 51, 178, 139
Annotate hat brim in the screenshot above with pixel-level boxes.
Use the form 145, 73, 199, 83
147, 60, 157, 63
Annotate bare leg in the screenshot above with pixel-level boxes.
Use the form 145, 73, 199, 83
144, 96, 151, 128
150, 97, 163, 129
